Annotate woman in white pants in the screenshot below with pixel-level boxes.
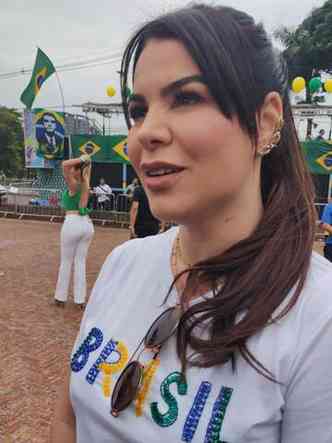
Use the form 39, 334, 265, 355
54, 154, 94, 309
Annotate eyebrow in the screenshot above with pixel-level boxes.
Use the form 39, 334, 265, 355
128, 75, 206, 105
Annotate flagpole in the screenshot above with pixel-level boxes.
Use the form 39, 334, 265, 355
54, 70, 69, 162
54, 71, 66, 116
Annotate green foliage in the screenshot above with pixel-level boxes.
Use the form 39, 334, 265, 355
0, 107, 24, 177
275, 0, 332, 100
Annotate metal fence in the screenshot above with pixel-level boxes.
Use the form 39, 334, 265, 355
116, 194, 131, 212
0, 187, 130, 227
93, 192, 116, 211
91, 193, 130, 212
0, 178, 34, 187
0, 187, 328, 235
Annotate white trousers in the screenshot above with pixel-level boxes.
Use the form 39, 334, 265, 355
54, 214, 94, 304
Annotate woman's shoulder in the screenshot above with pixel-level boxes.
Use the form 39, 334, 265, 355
282, 251, 332, 330
274, 253, 332, 391
111, 227, 178, 265
305, 251, 332, 300
83, 227, 178, 312
94, 227, 178, 279
266, 252, 332, 347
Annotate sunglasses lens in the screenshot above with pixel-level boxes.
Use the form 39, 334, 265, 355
111, 361, 142, 415
145, 307, 180, 348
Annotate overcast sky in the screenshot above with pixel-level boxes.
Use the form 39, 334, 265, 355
0, 0, 326, 130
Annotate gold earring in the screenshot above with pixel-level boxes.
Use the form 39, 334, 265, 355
258, 117, 284, 157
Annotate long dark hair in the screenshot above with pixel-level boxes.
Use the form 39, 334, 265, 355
121, 4, 316, 381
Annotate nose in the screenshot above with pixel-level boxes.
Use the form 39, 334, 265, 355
137, 110, 172, 151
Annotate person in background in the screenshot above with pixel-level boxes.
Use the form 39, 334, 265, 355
0, 170, 6, 184
129, 182, 163, 238
315, 128, 326, 141
125, 177, 139, 199
319, 197, 332, 261
51, 4, 332, 443
94, 177, 112, 210
54, 154, 94, 309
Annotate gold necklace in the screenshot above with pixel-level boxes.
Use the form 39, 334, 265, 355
174, 234, 192, 270
170, 235, 191, 295
171, 234, 226, 302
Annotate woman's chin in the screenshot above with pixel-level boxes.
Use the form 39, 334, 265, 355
150, 203, 189, 226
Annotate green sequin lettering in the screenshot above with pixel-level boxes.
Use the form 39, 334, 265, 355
151, 371, 188, 427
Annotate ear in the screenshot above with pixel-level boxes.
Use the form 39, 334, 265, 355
256, 92, 283, 153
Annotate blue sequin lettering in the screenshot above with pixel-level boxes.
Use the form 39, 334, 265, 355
71, 327, 103, 373
86, 339, 117, 384
204, 385, 233, 443
182, 381, 212, 442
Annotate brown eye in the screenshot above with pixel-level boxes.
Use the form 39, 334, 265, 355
173, 91, 203, 107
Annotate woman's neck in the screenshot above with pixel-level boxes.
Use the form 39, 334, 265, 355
178, 192, 264, 266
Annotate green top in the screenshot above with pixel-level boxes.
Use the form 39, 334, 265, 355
61, 188, 92, 215
61, 189, 82, 211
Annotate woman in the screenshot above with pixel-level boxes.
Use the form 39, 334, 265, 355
51, 4, 332, 442
54, 154, 94, 309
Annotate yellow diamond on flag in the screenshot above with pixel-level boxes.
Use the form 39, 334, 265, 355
113, 138, 129, 162
316, 151, 332, 172
79, 140, 101, 157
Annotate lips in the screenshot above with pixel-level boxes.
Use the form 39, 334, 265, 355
141, 161, 185, 178
141, 161, 186, 191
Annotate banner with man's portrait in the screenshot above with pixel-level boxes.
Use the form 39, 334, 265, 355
24, 109, 65, 168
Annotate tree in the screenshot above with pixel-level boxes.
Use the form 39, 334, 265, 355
0, 107, 24, 177
275, 0, 332, 99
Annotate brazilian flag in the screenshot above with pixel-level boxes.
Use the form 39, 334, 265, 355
20, 48, 56, 109
71, 135, 129, 164
302, 140, 332, 175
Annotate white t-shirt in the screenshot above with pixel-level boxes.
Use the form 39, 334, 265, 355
70, 228, 332, 443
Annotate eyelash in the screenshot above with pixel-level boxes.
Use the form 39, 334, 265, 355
128, 91, 204, 124
172, 90, 204, 107
128, 106, 147, 122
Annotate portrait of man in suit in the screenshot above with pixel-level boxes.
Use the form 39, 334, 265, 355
35, 111, 65, 160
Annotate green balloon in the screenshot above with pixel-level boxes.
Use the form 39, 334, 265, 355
309, 77, 321, 93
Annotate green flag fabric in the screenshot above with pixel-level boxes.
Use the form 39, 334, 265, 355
20, 48, 56, 109
302, 140, 332, 175
70, 135, 129, 164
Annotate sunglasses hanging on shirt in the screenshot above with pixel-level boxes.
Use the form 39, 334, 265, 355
111, 305, 182, 416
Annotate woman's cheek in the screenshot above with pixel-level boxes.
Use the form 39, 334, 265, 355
127, 139, 139, 168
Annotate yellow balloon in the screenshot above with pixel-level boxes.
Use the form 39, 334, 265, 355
292, 77, 306, 94
106, 85, 116, 97
324, 79, 332, 93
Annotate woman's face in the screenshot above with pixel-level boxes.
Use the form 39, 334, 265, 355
127, 38, 260, 224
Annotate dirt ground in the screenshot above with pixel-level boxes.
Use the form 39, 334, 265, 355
0, 218, 324, 442
0, 218, 128, 443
